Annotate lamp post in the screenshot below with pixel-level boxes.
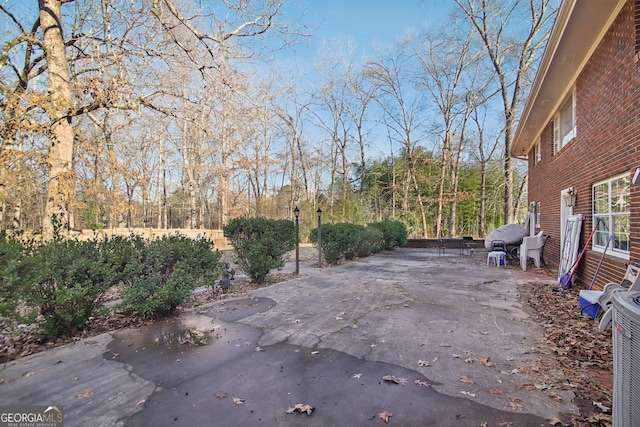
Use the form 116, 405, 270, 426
294, 206, 300, 275
316, 207, 322, 268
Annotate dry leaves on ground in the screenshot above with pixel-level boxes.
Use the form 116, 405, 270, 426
519, 281, 613, 426
286, 403, 315, 416
378, 411, 392, 422
382, 374, 408, 385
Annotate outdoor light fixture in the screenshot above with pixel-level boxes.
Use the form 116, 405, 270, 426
316, 207, 322, 268
294, 206, 300, 275
564, 187, 577, 207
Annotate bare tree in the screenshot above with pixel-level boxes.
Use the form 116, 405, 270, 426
454, 0, 555, 223
470, 103, 501, 236
0, 0, 299, 239
366, 39, 429, 237
415, 27, 477, 237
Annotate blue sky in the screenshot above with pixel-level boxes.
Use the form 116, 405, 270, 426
277, 0, 454, 67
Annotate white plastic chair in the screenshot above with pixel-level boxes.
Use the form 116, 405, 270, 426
519, 230, 546, 271
597, 264, 640, 332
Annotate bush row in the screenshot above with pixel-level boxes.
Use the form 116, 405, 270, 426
0, 231, 222, 339
310, 220, 407, 264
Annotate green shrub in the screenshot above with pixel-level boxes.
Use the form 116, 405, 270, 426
24, 236, 132, 338
311, 223, 365, 264
369, 220, 407, 250
0, 232, 38, 317
357, 227, 385, 257
224, 217, 296, 284
118, 233, 222, 316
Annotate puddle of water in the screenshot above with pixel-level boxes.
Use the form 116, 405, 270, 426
121, 314, 221, 354
153, 327, 211, 348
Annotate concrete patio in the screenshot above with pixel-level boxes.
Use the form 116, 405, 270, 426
0, 248, 571, 426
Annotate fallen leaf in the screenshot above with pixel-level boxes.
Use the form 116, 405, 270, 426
460, 390, 476, 397
452, 354, 463, 359
111, 353, 119, 359
508, 397, 523, 411
334, 316, 343, 321
383, 375, 408, 385
439, 343, 451, 347
255, 346, 263, 352
476, 357, 494, 367
549, 417, 569, 426
76, 389, 94, 399
548, 392, 562, 402
414, 379, 430, 387
136, 399, 146, 406
286, 403, 315, 415
369, 343, 377, 348
353, 373, 362, 379
418, 359, 431, 367
379, 411, 392, 422
489, 388, 505, 394
216, 393, 228, 399
593, 401, 611, 413
311, 351, 319, 355
460, 376, 475, 384
232, 397, 244, 405
24, 372, 36, 378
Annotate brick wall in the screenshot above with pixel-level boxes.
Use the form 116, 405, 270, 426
527, 0, 640, 289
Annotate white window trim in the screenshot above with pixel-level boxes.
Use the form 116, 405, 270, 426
553, 89, 577, 154
592, 173, 631, 260
534, 138, 541, 165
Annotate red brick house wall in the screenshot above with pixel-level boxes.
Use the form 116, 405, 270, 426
527, 0, 640, 289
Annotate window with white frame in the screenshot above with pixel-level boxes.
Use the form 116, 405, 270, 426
593, 174, 630, 258
533, 138, 541, 165
553, 89, 576, 154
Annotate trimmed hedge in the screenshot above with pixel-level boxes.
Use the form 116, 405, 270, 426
357, 227, 385, 257
311, 220, 406, 265
0, 232, 222, 339
224, 217, 296, 284
368, 220, 408, 250
118, 233, 222, 316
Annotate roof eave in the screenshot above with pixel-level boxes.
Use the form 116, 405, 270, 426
511, 0, 627, 157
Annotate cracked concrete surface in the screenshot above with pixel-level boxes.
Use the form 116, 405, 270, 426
0, 248, 577, 426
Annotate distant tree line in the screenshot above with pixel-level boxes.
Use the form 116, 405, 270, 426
0, 1, 555, 240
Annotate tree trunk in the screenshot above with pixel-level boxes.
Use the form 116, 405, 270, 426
436, 130, 451, 238
40, 0, 75, 241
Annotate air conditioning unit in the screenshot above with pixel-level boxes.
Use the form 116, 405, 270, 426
612, 292, 640, 427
